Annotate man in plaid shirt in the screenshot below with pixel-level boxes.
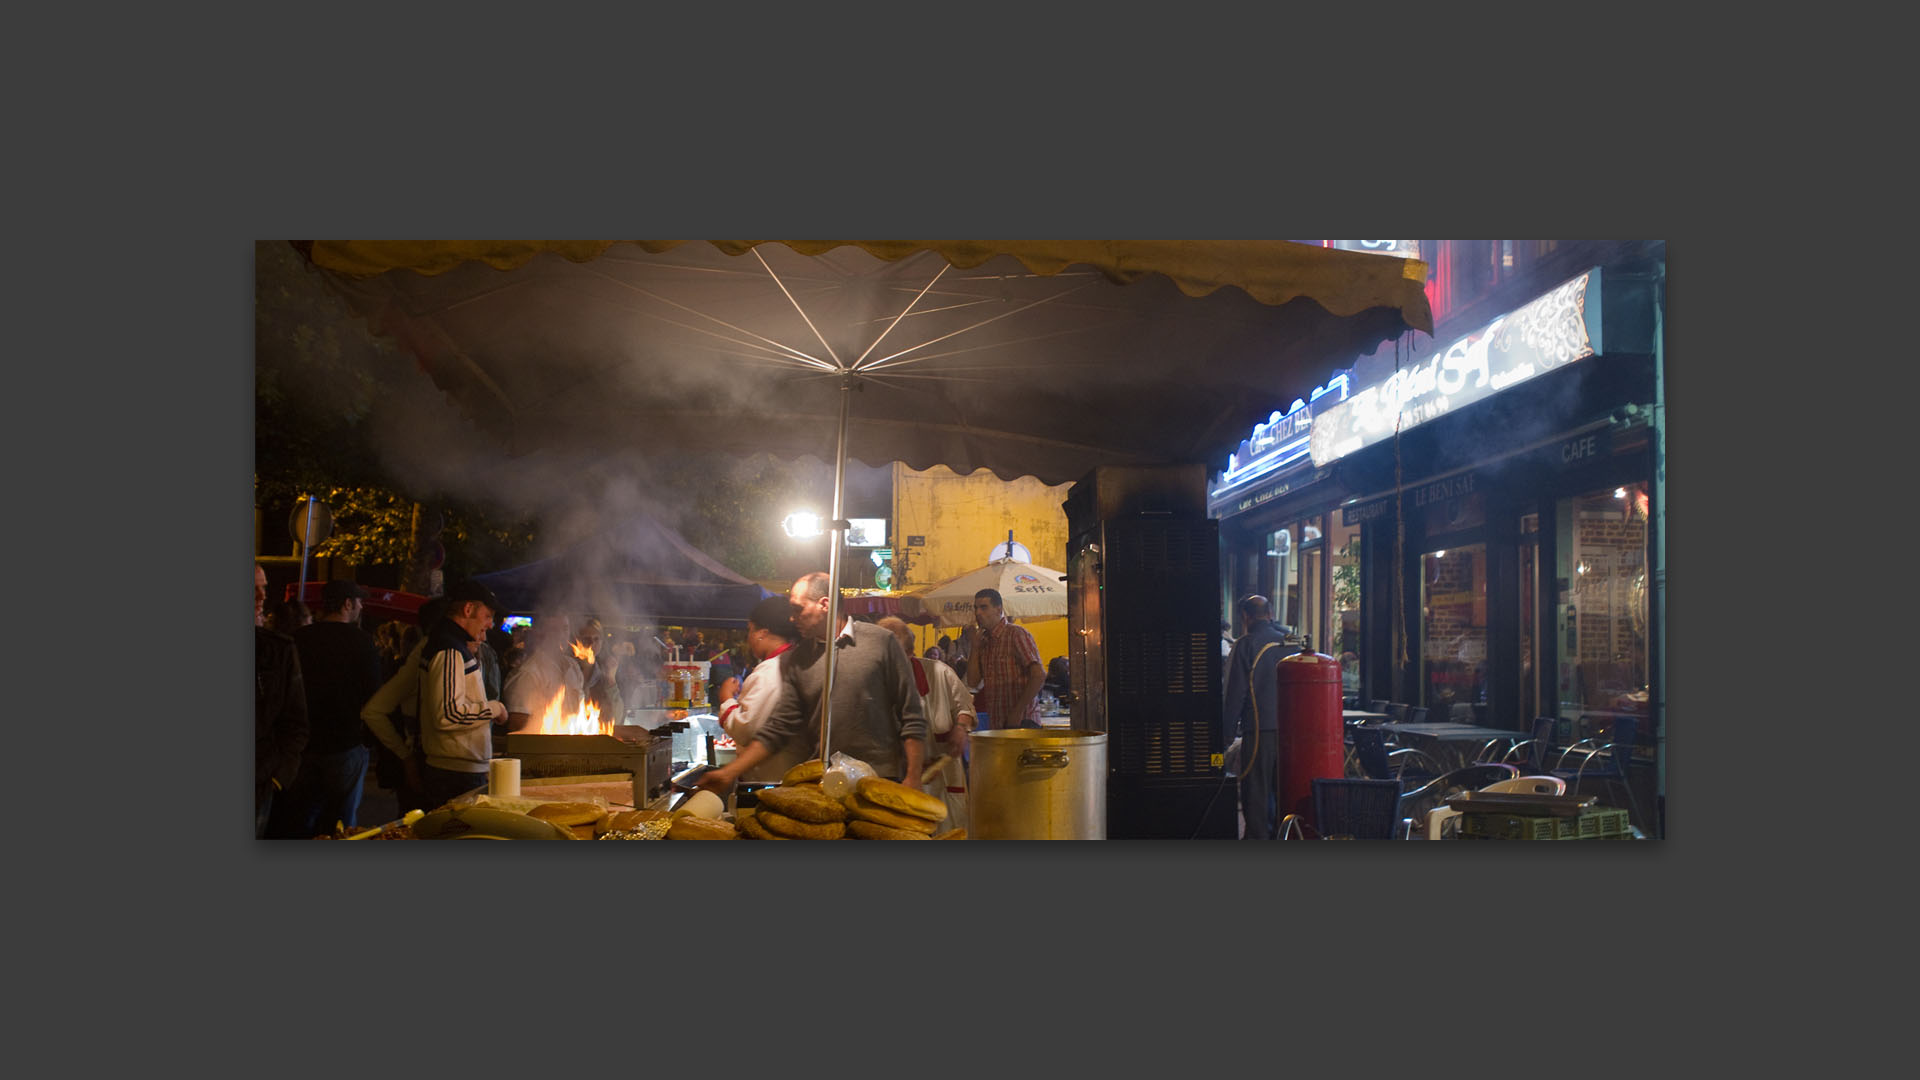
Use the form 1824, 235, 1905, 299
966, 588, 1046, 730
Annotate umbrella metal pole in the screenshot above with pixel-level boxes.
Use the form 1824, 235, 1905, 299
820, 376, 853, 763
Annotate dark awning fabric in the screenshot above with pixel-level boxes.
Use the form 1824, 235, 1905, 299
304, 241, 1431, 487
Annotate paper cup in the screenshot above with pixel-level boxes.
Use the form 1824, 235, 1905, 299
680, 790, 723, 820
488, 758, 521, 797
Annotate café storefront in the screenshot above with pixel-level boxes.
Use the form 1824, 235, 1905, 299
1212, 261, 1665, 832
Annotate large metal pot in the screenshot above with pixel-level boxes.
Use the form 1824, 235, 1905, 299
970, 729, 1107, 840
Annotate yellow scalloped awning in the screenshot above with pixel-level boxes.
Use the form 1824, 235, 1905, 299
308, 239, 1430, 332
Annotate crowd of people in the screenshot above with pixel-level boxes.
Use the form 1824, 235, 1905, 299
254, 559, 1070, 838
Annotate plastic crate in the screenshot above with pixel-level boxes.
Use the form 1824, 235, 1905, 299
1459, 805, 1632, 840
1577, 806, 1632, 838
1460, 812, 1571, 840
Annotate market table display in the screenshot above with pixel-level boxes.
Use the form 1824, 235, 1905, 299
335, 757, 970, 840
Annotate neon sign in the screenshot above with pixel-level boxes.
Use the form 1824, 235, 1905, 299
1212, 372, 1352, 495
1309, 269, 1601, 467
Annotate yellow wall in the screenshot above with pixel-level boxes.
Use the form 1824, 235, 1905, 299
892, 463, 1073, 665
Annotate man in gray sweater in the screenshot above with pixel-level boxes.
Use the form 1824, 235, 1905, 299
699, 571, 928, 791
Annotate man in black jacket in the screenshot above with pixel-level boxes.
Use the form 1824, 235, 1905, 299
268, 580, 384, 837
256, 563, 308, 838
1222, 595, 1298, 839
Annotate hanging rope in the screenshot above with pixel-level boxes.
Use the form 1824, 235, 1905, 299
1392, 332, 1410, 677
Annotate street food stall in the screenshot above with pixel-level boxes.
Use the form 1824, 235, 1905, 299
291, 239, 1438, 840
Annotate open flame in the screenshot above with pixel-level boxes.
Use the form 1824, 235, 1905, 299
532, 686, 608, 736
570, 641, 596, 666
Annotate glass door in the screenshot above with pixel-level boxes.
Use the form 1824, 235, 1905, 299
1266, 525, 1294, 630
1298, 516, 1325, 652
1555, 481, 1651, 745
1328, 516, 1363, 701
1420, 543, 1488, 717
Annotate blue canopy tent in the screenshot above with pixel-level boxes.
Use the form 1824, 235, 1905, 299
471, 511, 772, 629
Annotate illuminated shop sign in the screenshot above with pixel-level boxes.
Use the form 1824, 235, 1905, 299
1209, 465, 1334, 518
1210, 373, 1351, 498
1326, 240, 1421, 260
1309, 268, 1602, 468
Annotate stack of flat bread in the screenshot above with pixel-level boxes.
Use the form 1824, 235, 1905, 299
527, 801, 611, 840
842, 776, 964, 840
739, 769, 848, 840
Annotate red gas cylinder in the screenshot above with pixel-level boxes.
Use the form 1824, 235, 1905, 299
1274, 649, 1346, 829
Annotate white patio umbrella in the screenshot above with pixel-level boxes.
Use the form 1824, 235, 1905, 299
906, 556, 1068, 628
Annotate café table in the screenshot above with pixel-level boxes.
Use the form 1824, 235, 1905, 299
1372, 721, 1529, 773
1343, 709, 1390, 724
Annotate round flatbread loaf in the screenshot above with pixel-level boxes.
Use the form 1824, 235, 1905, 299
781, 759, 826, 786
846, 794, 940, 834
666, 816, 739, 841
847, 819, 930, 841
754, 784, 848, 824
932, 828, 967, 841
736, 811, 784, 841
528, 802, 609, 828
569, 824, 595, 840
757, 809, 846, 840
854, 776, 947, 822
597, 809, 666, 835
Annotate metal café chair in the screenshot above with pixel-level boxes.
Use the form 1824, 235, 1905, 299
1370, 700, 1392, 714
1399, 762, 1521, 835
1348, 728, 1450, 833
1385, 702, 1411, 724
1554, 714, 1644, 828
1350, 728, 1445, 785
1495, 716, 1563, 773
1407, 706, 1430, 725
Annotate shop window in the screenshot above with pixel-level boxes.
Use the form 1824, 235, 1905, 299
1420, 544, 1488, 714
1554, 482, 1651, 745
1298, 516, 1325, 653
1329, 516, 1362, 699
1260, 528, 1285, 609
1265, 525, 1301, 632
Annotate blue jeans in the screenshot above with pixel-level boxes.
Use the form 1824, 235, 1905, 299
266, 745, 369, 838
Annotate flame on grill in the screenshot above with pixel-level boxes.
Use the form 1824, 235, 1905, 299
532, 686, 607, 736
570, 641, 596, 666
